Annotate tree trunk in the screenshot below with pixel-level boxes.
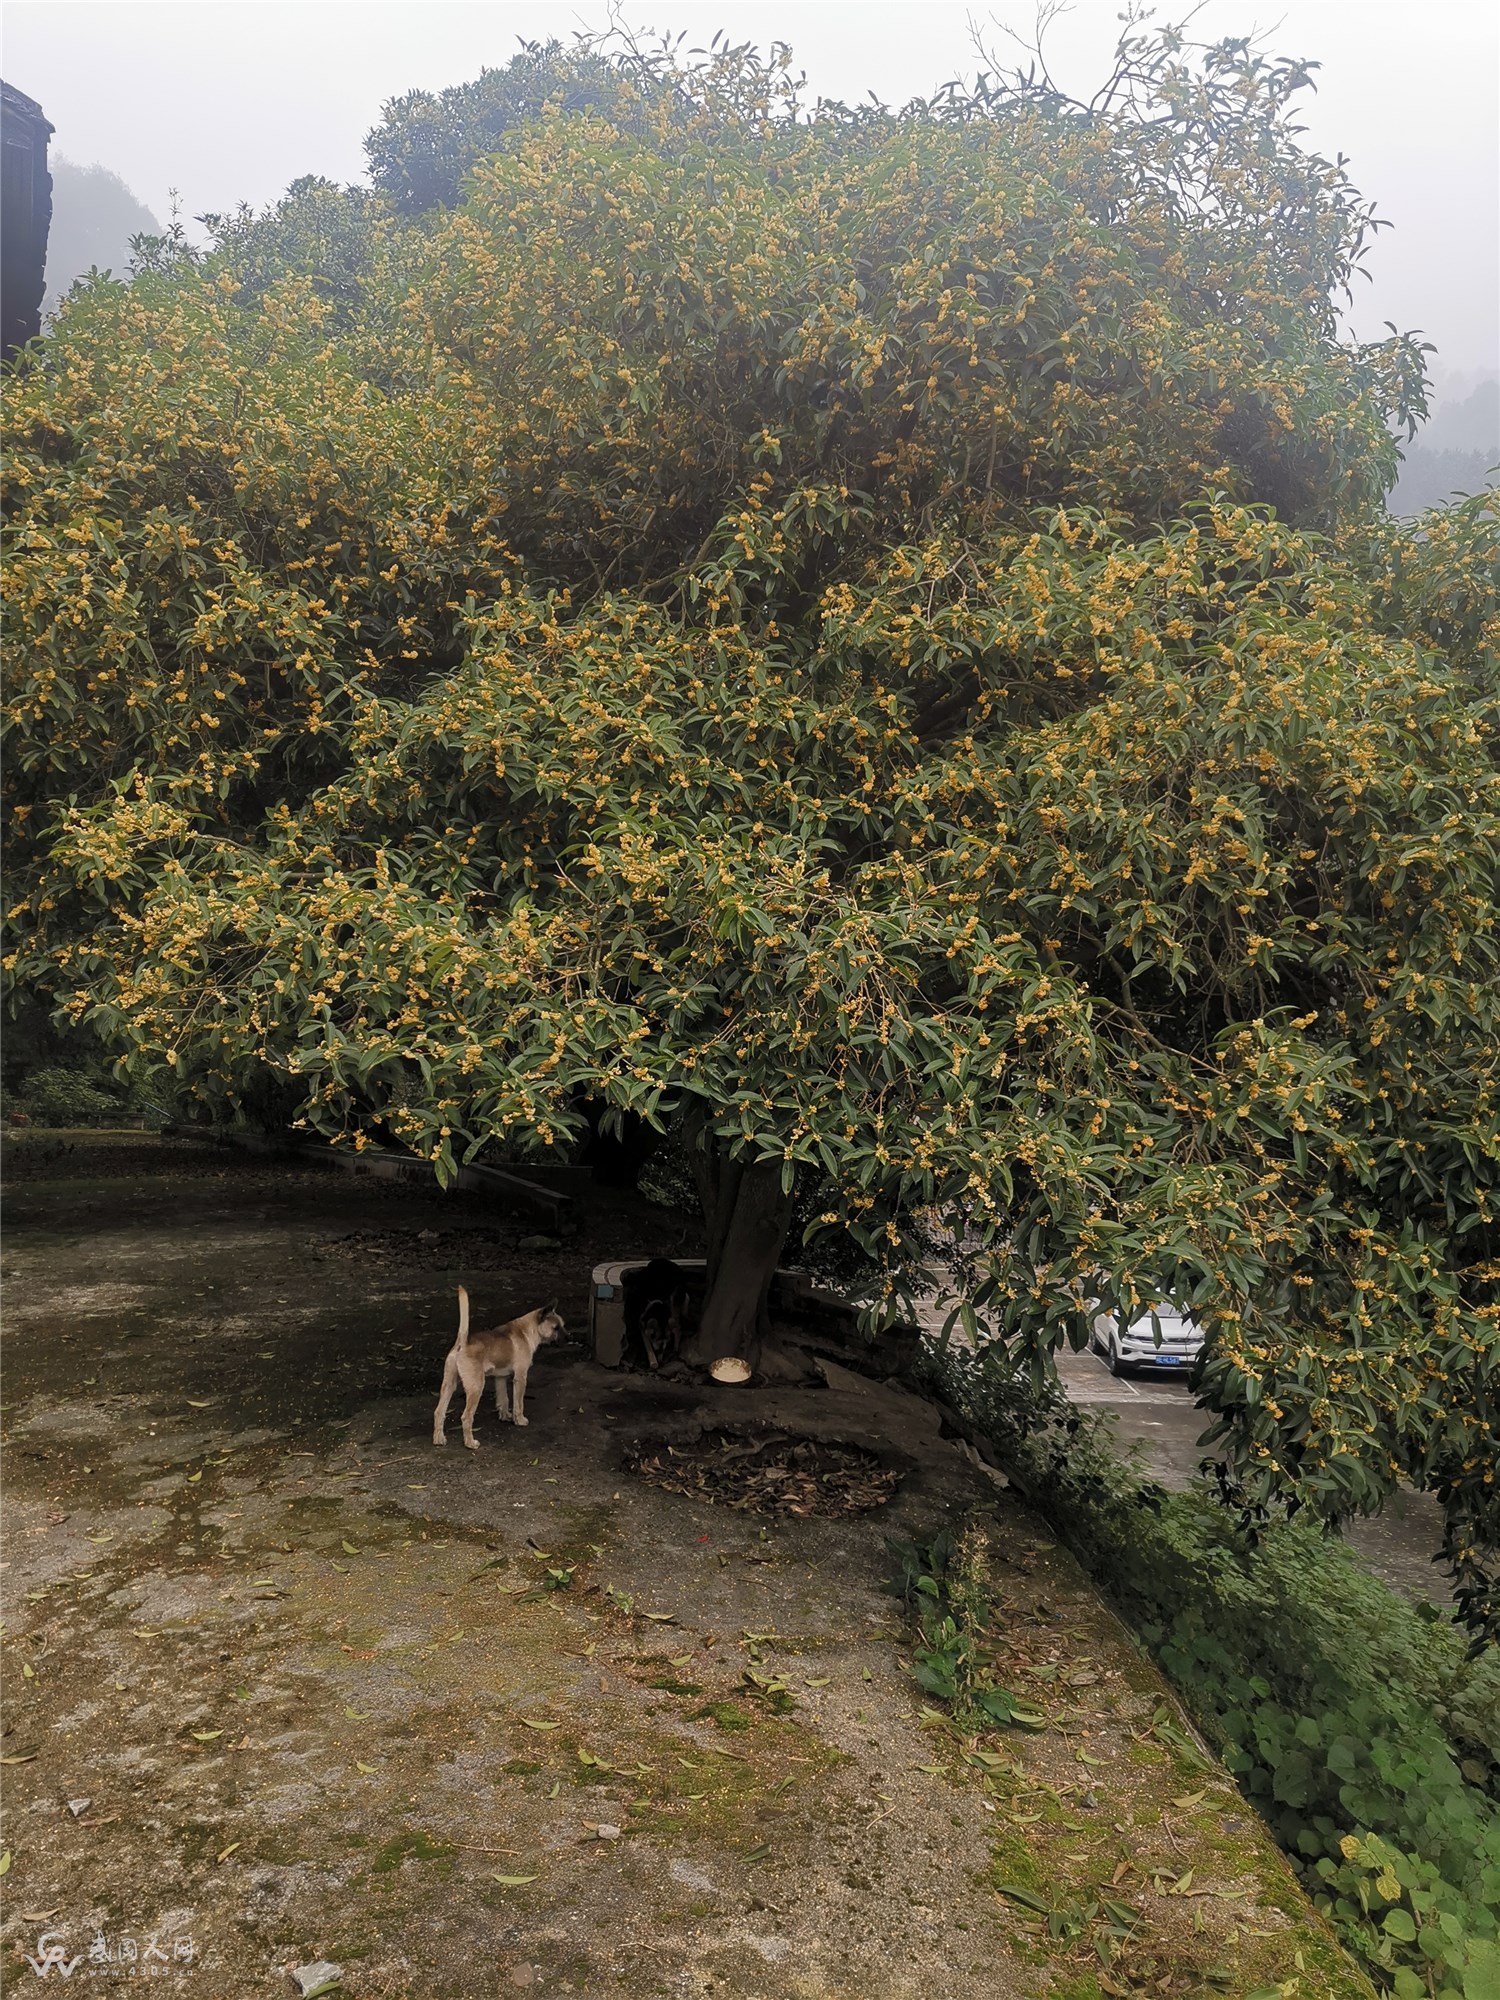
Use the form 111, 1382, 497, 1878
681, 1115, 795, 1371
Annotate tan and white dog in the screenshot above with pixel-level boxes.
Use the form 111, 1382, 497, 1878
432, 1287, 565, 1450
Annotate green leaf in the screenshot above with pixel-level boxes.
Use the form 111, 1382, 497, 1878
996, 1884, 1053, 1916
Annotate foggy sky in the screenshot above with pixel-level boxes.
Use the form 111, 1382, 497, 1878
4, 0, 1497, 385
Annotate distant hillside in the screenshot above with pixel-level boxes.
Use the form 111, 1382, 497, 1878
1389, 377, 1498, 517
1422, 379, 1499, 454
43, 157, 161, 315
1389, 448, 1496, 516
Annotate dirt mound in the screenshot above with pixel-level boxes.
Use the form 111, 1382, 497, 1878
626, 1426, 899, 1516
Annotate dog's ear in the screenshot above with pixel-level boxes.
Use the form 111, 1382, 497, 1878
542, 1298, 559, 1317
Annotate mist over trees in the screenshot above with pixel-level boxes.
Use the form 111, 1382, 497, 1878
42, 156, 160, 317
1423, 379, 1500, 455
1390, 377, 1499, 516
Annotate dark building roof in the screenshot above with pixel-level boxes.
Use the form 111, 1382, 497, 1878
2, 79, 55, 361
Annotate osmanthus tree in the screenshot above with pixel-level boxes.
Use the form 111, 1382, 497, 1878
4, 26, 1498, 1628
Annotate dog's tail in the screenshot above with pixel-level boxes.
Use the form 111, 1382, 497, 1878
455, 1286, 470, 1349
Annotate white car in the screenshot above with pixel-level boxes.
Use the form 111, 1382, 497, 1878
1090, 1303, 1205, 1377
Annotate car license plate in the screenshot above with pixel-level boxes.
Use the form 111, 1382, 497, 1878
1158, 1355, 1183, 1365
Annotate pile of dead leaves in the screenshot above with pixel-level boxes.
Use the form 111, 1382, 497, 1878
626, 1428, 898, 1517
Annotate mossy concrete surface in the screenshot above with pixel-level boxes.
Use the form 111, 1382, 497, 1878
0, 1135, 1373, 1999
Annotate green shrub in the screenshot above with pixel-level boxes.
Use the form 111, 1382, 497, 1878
885, 1524, 1050, 1732
924, 1346, 1500, 1999
17, 1063, 169, 1128
21, 1065, 126, 1125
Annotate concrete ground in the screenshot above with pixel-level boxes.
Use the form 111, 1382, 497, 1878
1051, 1347, 1452, 1607
0, 1134, 1371, 2000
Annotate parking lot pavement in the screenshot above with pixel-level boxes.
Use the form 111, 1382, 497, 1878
1053, 1341, 1452, 1608
908, 1298, 1449, 1607
1055, 1341, 1217, 1484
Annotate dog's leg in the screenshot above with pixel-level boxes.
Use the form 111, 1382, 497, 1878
458, 1358, 486, 1451
433, 1352, 459, 1447
493, 1368, 512, 1424
510, 1356, 531, 1427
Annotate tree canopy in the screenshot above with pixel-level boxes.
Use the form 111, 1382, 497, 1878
4, 24, 1497, 1631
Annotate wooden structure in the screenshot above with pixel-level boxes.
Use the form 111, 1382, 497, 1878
2, 80, 53, 361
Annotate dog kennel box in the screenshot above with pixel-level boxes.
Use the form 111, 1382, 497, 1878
587, 1261, 910, 1369
589, 1259, 709, 1366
